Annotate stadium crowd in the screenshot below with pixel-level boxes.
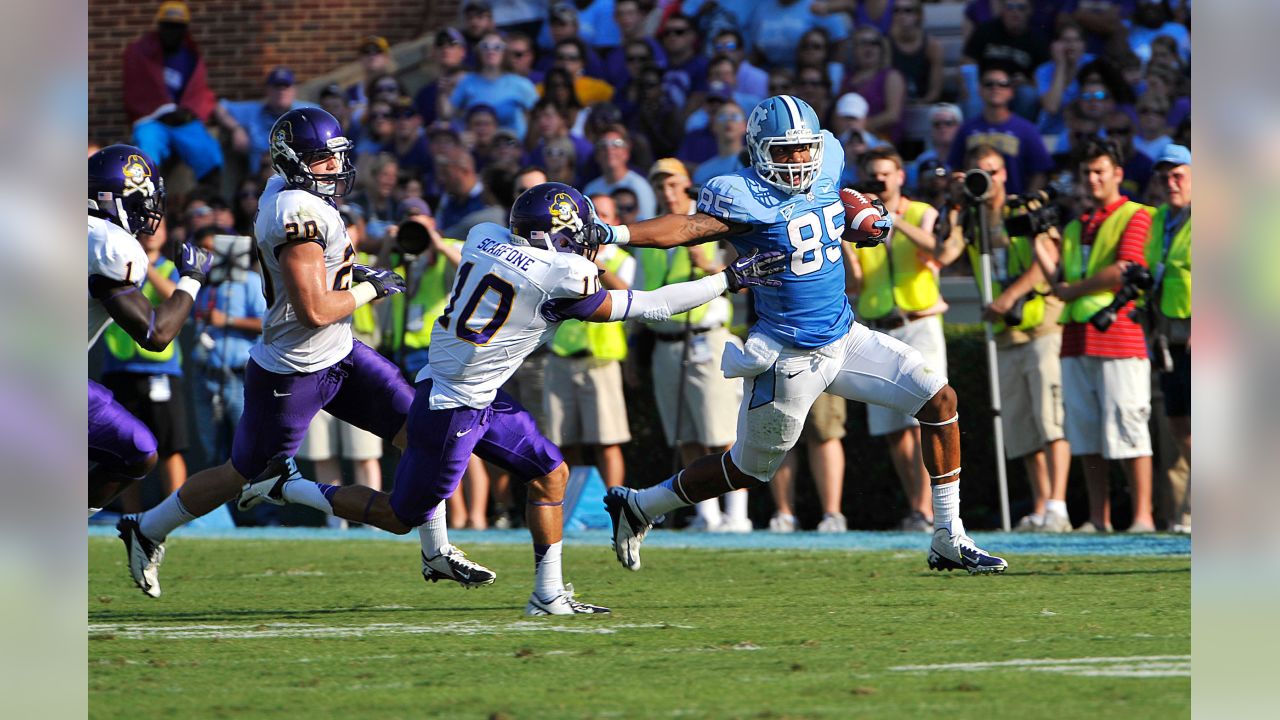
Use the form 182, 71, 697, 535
91, 0, 1191, 535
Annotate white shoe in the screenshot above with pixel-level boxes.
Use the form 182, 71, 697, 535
1039, 512, 1073, 533
1014, 513, 1043, 532
604, 487, 652, 571
768, 513, 797, 533
236, 454, 300, 511
116, 514, 165, 598
1170, 523, 1191, 535
525, 583, 610, 615
899, 511, 933, 532
927, 520, 1008, 575
817, 512, 847, 533
687, 514, 722, 532
714, 516, 753, 533
422, 545, 496, 588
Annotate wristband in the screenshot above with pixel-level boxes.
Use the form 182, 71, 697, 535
350, 282, 379, 308
175, 276, 202, 301
613, 224, 632, 246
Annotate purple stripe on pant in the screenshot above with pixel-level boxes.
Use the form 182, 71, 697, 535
88, 379, 157, 472
231, 341, 413, 478
389, 380, 564, 528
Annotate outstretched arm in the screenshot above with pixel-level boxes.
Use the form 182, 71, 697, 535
91, 243, 211, 352
596, 212, 745, 249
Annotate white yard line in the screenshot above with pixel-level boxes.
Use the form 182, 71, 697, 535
89, 620, 692, 641
891, 655, 1190, 678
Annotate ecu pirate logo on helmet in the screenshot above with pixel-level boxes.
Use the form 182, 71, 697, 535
548, 193, 583, 234
121, 155, 155, 197
273, 121, 293, 149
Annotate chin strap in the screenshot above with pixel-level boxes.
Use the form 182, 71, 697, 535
918, 413, 959, 427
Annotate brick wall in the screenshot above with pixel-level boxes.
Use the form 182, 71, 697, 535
88, 0, 461, 144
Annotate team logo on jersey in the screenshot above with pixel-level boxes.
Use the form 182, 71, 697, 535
121, 154, 155, 197
548, 192, 584, 234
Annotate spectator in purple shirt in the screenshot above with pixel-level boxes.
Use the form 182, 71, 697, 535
658, 13, 709, 117
413, 28, 469, 127
948, 63, 1054, 194
525, 98, 595, 182
604, 0, 667, 89
381, 97, 434, 182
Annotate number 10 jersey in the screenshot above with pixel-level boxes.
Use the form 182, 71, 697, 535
421, 222, 601, 410
250, 175, 357, 374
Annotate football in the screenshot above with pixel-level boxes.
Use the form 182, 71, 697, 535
840, 187, 884, 243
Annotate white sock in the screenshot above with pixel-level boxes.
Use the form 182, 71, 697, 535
325, 514, 348, 530
723, 489, 749, 521
635, 474, 691, 520
139, 490, 196, 541
1045, 499, 1068, 517
281, 481, 335, 513
695, 498, 723, 525
534, 541, 563, 599
932, 481, 960, 531
418, 501, 449, 558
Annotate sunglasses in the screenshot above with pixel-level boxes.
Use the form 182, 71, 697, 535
626, 53, 649, 62
508, 48, 531, 57
716, 111, 745, 122
799, 78, 826, 86
479, 42, 506, 52
597, 138, 628, 149
370, 112, 392, 121
932, 118, 959, 127
714, 41, 738, 52
557, 53, 582, 61
1138, 107, 1166, 116
663, 27, 692, 37
801, 42, 827, 50
1106, 126, 1132, 135
616, 203, 638, 213
1081, 90, 1109, 101
982, 79, 1012, 89
894, 6, 921, 13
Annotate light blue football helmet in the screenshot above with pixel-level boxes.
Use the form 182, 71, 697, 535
745, 95, 825, 194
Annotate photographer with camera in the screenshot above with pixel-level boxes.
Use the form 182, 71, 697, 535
1034, 138, 1156, 533
1145, 145, 1191, 533
850, 146, 950, 532
940, 144, 1072, 533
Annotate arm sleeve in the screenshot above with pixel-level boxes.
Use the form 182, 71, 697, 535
605, 273, 729, 322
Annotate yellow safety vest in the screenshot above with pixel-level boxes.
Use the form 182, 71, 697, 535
1060, 201, 1151, 324
1145, 204, 1191, 320
551, 248, 630, 360
103, 258, 179, 363
966, 233, 1046, 333
351, 251, 378, 340
635, 243, 724, 326
855, 200, 939, 319
388, 252, 453, 352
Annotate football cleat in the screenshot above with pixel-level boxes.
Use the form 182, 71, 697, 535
422, 545, 496, 588
117, 514, 165, 598
817, 512, 847, 533
236, 454, 299, 511
604, 486, 652, 571
525, 583, 610, 616
928, 521, 1008, 575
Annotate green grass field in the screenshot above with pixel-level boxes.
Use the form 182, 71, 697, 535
89, 537, 1189, 719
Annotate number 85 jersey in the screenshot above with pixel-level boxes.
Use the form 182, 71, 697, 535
697, 129, 851, 350
422, 222, 602, 410
251, 174, 356, 374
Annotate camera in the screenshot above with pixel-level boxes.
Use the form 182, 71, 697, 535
1089, 264, 1154, 332
996, 281, 1038, 328
194, 230, 253, 285
1003, 189, 1061, 237
394, 218, 432, 256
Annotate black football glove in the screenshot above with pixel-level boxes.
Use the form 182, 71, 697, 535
352, 264, 406, 298
177, 242, 213, 284
855, 198, 894, 248
724, 249, 786, 292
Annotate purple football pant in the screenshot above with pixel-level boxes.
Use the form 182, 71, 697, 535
390, 379, 563, 527
231, 341, 412, 479
88, 379, 157, 472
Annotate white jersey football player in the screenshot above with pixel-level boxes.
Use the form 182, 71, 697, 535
88, 144, 212, 513
238, 182, 785, 614
116, 108, 489, 599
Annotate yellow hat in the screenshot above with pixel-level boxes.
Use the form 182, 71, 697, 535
154, 1, 191, 24
648, 158, 689, 181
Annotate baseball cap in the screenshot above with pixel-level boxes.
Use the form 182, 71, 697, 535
648, 158, 689, 181
550, 2, 578, 23
435, 27, 465, 47
265, 66, 295, 87
1155, 144, 1191, 168
359, 35, 390, 55
493, 128, 521, 146
464, 0, 494, 14
399, 197, 433, 219
154, 1, 190, 24
426, 121, 461, 141
835, 93, 869, 120
929, 102, 963, 124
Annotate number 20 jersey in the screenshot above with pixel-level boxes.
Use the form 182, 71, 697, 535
421, 222, 601, 410
697, 129, 851, 349
250, 174, 356, 374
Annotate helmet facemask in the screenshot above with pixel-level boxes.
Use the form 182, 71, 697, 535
750, 133, 824, 195
274, 136, 356, 198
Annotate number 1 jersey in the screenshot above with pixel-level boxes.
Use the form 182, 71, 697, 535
421, 222, 602, 410
697, 130, 852, 349
251, 175, 357, 374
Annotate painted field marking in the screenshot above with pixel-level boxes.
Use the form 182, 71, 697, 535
890, 655, 1190, 678
89, 621, 692, 641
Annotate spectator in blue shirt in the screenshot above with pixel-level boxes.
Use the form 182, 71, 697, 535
449, 31, 540, 140
1035, 20, 1094, 135
744, 0, 849, 70
1128, 0, 1190, 64
217, 67, 314, 175
711, 29, 769, 104
434, 146, 506, 238
691, 101, 747, 189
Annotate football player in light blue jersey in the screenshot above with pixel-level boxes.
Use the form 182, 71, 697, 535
597, 94, 1008, 575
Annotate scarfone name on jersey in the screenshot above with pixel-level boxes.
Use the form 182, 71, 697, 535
476, 237, 544, 273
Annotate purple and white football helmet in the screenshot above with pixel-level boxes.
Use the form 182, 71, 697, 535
269, 107, 355, 197
510, 182, 600, 260
88, 144, 166, 236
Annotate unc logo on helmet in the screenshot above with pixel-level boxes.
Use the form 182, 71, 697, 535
510, 182, 599, 260
746, 95, 825, 195
88, 144, 166, 236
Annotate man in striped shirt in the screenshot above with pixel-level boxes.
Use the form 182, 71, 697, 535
1039, 138, 1155, 533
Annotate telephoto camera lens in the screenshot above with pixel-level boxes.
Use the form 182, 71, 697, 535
395, 219, 432, 256
963, 169, 993, 201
